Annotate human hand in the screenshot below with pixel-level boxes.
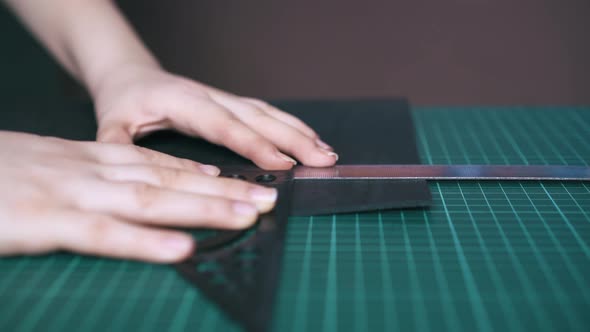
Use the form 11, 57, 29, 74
91, 65, 338, 170
0, 131, 278, 263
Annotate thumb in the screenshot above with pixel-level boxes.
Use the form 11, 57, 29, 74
97, 123, 134, 144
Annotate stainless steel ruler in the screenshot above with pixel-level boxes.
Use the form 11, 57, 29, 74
293, 164, 590, 181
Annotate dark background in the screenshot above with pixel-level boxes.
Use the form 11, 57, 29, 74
1, 0, 588, 105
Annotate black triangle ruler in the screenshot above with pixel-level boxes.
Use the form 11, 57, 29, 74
174, 168, 294, 332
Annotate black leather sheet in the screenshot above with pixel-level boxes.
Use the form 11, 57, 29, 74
275, 99, 432, 214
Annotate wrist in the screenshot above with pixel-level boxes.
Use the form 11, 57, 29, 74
87, 58, 161, 101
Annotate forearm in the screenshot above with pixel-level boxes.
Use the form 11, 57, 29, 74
4, 0, 159, 97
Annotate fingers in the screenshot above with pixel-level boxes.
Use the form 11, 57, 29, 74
92, 75, 337, 169
50, 209, 194, 263
98, 164, 278, 213
235, 109, 338, 166
70, 180, 262, 229
208, 95, 337, 166
171, 101, 297, 170
80, 142, 220, 176
0, 208, 195, 263
242, 98, 319, 139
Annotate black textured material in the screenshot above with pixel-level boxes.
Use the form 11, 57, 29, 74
275, 99, 432, 214
292, 178, 430, 215
0, 99, 97, 139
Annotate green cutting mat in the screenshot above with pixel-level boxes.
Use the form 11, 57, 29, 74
1, 107, 589, 332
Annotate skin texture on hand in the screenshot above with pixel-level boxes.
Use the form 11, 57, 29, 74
0, 131, 281, 263
93, 65, 338, 170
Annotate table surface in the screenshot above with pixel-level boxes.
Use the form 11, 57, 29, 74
1, 107, 589, 332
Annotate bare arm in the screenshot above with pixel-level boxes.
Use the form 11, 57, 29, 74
4, 0, 158, 97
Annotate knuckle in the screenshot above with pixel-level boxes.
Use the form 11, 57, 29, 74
286, 133, 316, 150
83, 217, 144, 259
302, 136, 320, 150
98, 164, 121, 181
152, 167, 182, 187
211, 118, 241, 142
243, 97, 270, 109
201, 104, 229, 120
104, 144, 149, 164
243, 139, 275, 161
220, 178, 251, 198
75, 217, 135, 258
136, 147, 160, 163
199, 198, 229, 219
297, 140, 324, 162
137, 147, 186, 169
244, 104, 267, 117
233, 181, 255, 198
180, 159, 201, 171
84, 217, 116, 249
130, 183, 160, 210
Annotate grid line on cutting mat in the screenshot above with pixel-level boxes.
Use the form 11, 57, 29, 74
455, 182, 524, 332
1, 107, 589, 332
436, 181, 494, 332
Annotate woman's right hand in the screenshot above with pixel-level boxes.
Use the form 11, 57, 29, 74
0, 131, 277, 263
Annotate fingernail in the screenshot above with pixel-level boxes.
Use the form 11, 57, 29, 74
320, 149, 339, 161
315, 138, 333, 151
161, 236, 193, 259
249, 187, 278, 202
277, 152, 297, 165
233, 201, 258, 217
199, 164, 220, 176
249, 187, 278, 213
